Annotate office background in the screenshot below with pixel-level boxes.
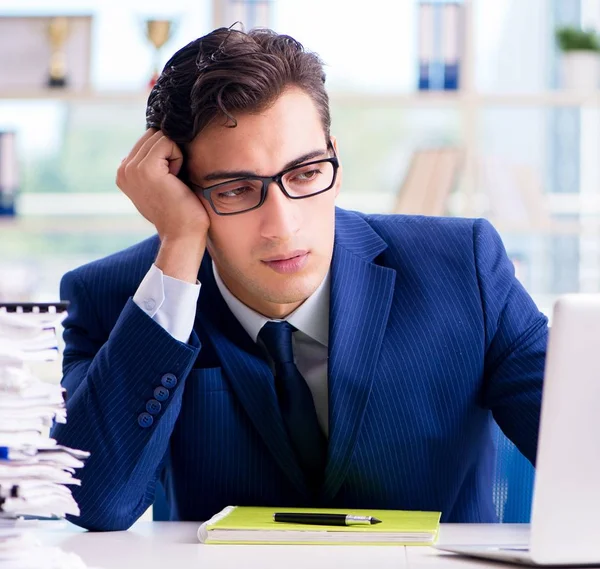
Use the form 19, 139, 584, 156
1, 0, 600, 317
1, 0, 598, 524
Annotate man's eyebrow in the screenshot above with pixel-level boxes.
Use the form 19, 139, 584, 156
202, 148, 328, 182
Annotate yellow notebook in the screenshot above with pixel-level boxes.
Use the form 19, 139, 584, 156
197, 506, 441, 545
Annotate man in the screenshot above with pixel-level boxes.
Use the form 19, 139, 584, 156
52, 27, 548, 532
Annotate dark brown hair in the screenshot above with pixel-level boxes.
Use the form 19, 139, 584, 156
146, 27, 331, 145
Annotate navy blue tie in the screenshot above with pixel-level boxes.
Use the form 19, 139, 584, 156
258, 321, 327, 491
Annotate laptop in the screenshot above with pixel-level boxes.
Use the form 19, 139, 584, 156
438, 294, 600, 566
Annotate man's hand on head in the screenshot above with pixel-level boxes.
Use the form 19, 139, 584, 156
116, 129, 210, 241
116, 129, 210, 283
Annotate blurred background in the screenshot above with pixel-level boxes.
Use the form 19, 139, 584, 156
1, 0, 600, 322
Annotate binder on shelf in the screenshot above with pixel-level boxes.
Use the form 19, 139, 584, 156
441, 2, 462, 90
0, 131, 18, 217
418, 3, 435, 90
417, 1, 464, 91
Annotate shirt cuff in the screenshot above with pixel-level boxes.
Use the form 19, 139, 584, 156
133, 264, 201, 343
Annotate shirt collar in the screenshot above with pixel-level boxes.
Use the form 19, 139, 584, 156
212, 261, 329, 347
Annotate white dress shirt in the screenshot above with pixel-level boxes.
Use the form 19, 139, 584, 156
133, 264, 200, 344
133, 263, 331, 435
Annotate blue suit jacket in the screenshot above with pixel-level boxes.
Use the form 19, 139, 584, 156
52, 209, 548, 531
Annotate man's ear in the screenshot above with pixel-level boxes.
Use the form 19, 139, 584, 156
330, 135, 342, 198
330, 135, 339, 155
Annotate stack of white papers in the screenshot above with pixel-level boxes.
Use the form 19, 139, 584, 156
0, 304, 93, 569
0, 519, 88, 569
0, 306, 66, 363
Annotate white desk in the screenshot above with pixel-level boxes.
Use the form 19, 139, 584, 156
35, 521, 532, 569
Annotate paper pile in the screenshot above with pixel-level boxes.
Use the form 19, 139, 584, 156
0, 303, 92, 569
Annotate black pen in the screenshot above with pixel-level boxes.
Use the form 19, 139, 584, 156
273, 513, 382, 526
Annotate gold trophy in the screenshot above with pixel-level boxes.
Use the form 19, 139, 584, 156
145, 19, 173, 88
47, 16, 70, 88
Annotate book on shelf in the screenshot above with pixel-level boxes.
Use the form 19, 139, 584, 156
393, 147, 463, 217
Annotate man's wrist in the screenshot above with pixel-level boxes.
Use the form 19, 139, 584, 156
155, 235, 206, 283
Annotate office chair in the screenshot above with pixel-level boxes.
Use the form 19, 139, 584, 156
492, 422, 536, 523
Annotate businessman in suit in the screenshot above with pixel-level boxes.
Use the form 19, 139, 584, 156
52, 27, 548, 531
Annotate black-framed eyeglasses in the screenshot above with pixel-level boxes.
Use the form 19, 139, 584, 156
189, 147, 339, 216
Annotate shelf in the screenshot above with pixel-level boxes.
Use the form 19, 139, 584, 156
0, 215, 154, 235
478, 91, 600, 108
5, 190, 600, 230
331, 91, 466, 108
547, 193, 600, 215
0, 89, 150, 103
2, 212, 600, 238
332, 91, 600, 107
2, 90, 600, 108
492, 220, 597, 236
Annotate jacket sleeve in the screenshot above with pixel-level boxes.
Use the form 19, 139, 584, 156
474, 218, 548, 465
51, 268, 201, 531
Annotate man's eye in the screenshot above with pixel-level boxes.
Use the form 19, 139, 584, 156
294, 169, 321, 181
219, 186, 253, 198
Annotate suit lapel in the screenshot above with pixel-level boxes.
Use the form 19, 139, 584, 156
195, 257, 310, 498
322, 209, 397, 501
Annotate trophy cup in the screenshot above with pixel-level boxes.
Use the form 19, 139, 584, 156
145, 19, 173, 89
47, 16, 70, 88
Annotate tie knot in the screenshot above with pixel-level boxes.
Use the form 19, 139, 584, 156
259, 321, 295, 365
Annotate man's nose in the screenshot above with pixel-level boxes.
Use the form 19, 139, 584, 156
259, 181, 301, 241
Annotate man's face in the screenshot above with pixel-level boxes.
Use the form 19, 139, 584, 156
186, 87, 341, 319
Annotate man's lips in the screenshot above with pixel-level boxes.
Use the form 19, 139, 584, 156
261, 251, 310, 274
261, 250, 308, 262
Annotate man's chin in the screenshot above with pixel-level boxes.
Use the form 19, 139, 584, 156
259, 279, 321, 306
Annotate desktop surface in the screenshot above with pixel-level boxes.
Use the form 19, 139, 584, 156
35, 520, 532, 569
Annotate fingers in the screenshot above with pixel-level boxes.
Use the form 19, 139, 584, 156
139, 134, 184, 177
128, 130, 163, 169
117, 129, 185, 191
151, 134, 183, 164
117, 131, 161, 185
124, 128, 158, 164
117, 130, 157, 187
160, 137, 184, 177
168, 151, 184, 177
